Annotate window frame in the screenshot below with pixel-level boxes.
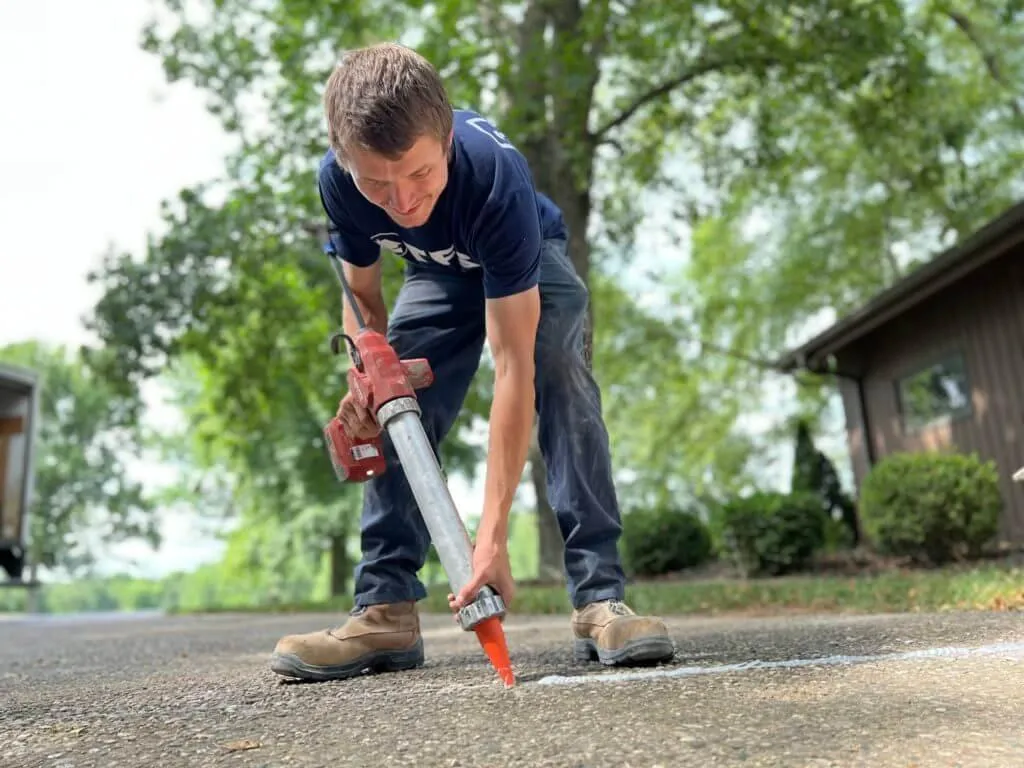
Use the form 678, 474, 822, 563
893, 350, 973, 434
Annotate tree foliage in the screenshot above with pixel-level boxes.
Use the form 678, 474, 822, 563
680, 1, 1024, 400
590, 274, 758, 507
126, 0, 929, 463
80, 0, 1024, 589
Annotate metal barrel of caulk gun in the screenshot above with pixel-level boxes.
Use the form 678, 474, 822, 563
326, 247, 506, 633
377, 402, 507, 630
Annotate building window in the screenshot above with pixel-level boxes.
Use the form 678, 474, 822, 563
896, 352, 972, 432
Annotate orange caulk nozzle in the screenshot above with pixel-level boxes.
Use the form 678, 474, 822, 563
473, 615, 515, 687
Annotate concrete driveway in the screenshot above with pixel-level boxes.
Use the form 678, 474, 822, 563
2, 609, 1023, 767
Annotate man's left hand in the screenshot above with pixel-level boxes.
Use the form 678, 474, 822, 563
448, 533, 516, 615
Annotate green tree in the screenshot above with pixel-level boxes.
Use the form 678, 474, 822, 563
792, 421, 822, 497
125, 0, 927, 578
678, 1, 1024, 449
791, 419, 858, 547
591, 274, 758, 509
0, 341, 159, 579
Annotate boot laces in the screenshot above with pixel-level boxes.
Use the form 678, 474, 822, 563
605, 599, 632, 617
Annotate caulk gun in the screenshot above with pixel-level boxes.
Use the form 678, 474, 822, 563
320, 243, 515, 687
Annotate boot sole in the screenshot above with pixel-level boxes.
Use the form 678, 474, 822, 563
573, 636, 675, 666
270, 638, 425, 682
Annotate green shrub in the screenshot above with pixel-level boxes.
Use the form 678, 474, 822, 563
858, 451, 1002, 565
716, 491, 827, 577
621, 506, 712, 577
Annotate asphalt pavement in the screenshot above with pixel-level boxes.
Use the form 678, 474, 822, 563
2, 608, 1024, 767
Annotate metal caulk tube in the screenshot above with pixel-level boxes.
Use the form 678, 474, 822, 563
384, 405, 474, 589
374, 397, 506, 631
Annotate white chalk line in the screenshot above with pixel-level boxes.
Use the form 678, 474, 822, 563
535, 640, 1024, 686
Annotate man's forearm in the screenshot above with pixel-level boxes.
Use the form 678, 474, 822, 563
343, 293, 388, 338
479, 367, 536, 544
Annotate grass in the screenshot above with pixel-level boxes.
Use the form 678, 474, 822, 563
176, 560, 1024, 618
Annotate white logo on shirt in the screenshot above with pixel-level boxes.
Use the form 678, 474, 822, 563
466, 117, 515, 149
371, 233, 480, 270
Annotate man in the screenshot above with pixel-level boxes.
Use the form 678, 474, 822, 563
270, 42, 674, 682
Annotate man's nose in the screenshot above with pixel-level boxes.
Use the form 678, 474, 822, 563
390, 183, 416, 213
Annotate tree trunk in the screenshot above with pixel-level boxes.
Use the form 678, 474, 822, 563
511, 0, 601, 584
329, 532, 350, 598
529, 423, 565, 583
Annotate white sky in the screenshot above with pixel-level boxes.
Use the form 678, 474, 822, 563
0, 0, 236, 346
0, 0, 845, 581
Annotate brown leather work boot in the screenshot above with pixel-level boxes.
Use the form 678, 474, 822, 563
571, 599, 675, 665
270, 601, 424, 681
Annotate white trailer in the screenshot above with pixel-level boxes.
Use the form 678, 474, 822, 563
0, 362, 39, 584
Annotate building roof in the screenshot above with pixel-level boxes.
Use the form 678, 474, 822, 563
0, 362, 39, 391
775, 199, 1024, 374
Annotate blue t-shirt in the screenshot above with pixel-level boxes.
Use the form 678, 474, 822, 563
317, 109, 567, 299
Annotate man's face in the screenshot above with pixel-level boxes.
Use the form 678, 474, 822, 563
344, 131, 451, 229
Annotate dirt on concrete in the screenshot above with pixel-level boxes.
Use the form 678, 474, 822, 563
2, 609, 1023, 767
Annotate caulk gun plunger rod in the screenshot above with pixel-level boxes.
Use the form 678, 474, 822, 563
325, 245, 367, 331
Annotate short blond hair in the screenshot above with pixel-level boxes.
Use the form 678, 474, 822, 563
323, 42, 453, 164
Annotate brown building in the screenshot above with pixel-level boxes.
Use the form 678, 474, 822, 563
776, 201, 1024, 543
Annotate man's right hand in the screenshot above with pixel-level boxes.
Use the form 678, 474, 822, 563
337, 391, 380, 439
